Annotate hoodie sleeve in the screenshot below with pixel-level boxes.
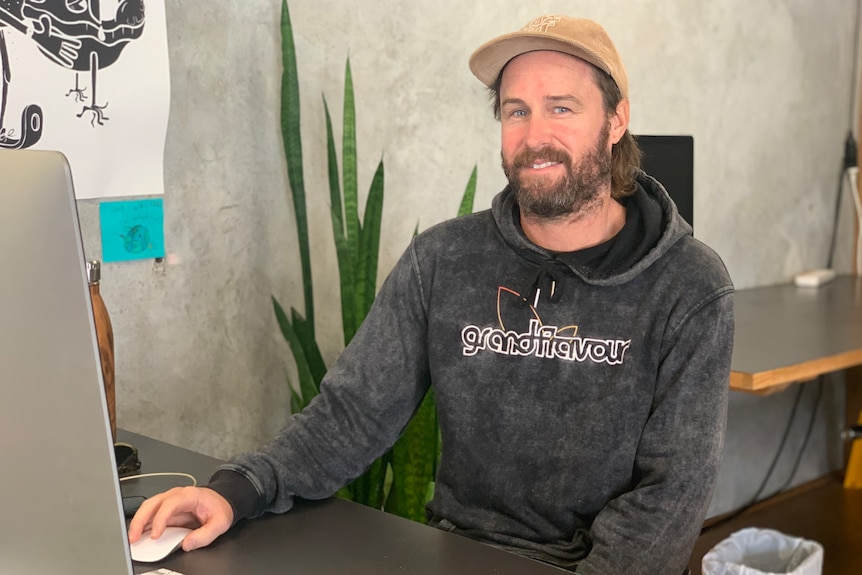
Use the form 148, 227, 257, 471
209, 243, 431, 520
576, 287, 734, 575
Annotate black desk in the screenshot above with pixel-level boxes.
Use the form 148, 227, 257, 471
119, 431, 567, 574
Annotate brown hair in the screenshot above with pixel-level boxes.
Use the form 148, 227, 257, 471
490, 61, 642, 199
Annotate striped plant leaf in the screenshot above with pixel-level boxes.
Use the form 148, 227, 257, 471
342, 59, 362, 343
358, 160, 384, 318
351, 455, 391, 511
290, 308, 327, 388
459, 164, 477, 217
279, 0, 313, 329
273, 296, 319, 407
324, 97, 358, 344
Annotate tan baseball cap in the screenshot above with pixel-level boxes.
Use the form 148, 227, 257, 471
469, 15, 628, 99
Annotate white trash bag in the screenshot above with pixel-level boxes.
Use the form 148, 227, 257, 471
702, 527, 823, 575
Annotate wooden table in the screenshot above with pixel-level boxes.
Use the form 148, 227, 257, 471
688, 276, 862, 573
729, 276, 862, 392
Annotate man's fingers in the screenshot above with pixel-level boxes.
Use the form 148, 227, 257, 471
148, 488, 200, 538
127, 490, 169, 542
182, 517, 231, 552
127, 487, 190, 541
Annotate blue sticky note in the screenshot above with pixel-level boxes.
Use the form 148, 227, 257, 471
100, 199, 165, 263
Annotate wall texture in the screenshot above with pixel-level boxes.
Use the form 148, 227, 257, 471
75, 0, 860, 518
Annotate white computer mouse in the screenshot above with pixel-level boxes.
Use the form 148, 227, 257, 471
129, 526, 193, 563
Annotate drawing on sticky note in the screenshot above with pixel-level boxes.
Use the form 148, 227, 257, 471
123, 224, 151, 254
100, 198, 164, 263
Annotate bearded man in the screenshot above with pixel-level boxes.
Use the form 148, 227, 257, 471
131, 15, 734, 575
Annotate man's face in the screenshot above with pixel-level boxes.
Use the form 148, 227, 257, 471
499, 51, 624, 220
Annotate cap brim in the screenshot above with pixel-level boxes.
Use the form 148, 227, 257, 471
469, 33, 610, 88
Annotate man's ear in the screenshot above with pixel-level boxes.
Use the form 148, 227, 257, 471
608, 99, 630, 145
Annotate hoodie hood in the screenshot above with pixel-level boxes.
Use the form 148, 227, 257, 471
492, 170, 692, 289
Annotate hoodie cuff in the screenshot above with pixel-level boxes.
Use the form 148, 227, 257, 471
205, 468, 261, 526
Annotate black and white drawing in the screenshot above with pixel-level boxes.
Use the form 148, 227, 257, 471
0, 0, 169, 198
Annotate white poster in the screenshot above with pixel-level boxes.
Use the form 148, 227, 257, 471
0, 0, 170, 199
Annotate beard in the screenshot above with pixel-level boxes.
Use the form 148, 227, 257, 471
502, 120, 612, 220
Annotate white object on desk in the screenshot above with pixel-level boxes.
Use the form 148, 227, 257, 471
793, 268, 836, 288
129, 526, 192, 563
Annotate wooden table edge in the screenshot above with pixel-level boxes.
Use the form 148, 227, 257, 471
730, 349, 862, 393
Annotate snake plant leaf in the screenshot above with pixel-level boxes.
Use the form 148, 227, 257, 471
323, 97, 345, 243
290, 308, 327, 388
384, 388, 438, 523
273, 296, 319, 409
342, 58, 360, 277
351, 453, 391, 510
286, 370, 303, 414
324, 97, 357, 344
336, 484, 354, 501
357, 159, 384, 318
280, 0, 313, 329
458, 164, 477, 217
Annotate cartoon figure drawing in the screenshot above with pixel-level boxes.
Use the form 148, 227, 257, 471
0, 1, 42, 148
0, 0, 145, 144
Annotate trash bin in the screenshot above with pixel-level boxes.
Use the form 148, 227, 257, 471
702, 527, 823, 575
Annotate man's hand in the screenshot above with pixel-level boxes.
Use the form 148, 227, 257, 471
128, 486, 234, 552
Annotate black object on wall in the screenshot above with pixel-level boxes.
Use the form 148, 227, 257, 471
635, 135, 694, 230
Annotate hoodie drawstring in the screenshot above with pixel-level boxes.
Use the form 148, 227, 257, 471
523, 261, 565, 307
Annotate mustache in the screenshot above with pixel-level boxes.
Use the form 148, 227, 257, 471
511, 146, 572, 169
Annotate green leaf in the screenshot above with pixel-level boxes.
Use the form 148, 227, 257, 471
350, 453, 391, 509
458, 164, 477, 217
341, 59, 363, 343
384, 388, 438, 523
272, 296, 319, 408
290, 308, 327, 387
357, 159, 385, 319
286, 370, 303, 414
343, 59, 360, 269
336, 484, 354, 501
324, 97, 345, 241
280, 0, 313, 329
325, 98, 357, 344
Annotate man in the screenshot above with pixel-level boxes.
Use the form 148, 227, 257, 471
130, 15, 734, 575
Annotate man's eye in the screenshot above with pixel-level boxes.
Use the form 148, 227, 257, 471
509, 110, 526, 118
553, 106, 570, 114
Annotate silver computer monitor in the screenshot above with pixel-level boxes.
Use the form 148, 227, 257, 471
0, 150, 134, 574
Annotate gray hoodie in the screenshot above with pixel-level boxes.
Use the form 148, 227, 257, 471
210, 172, 734, 575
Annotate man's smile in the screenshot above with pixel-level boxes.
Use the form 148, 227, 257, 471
529, 161, 561, 170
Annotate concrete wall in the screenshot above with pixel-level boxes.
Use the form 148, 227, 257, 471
75, 0, 860, 517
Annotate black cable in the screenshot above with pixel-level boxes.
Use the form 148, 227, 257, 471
739, 386, 805, 502
769, 380, 823, 496
700, 377, 823, 534
827, 165, 855, 269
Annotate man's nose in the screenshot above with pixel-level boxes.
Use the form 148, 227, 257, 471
524, 115, 553, 149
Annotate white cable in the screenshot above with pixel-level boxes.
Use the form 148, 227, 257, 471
119, 472, 197, 487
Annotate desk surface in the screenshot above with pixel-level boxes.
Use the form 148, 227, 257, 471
730, 276, 862, 391
120, 431, 567, 575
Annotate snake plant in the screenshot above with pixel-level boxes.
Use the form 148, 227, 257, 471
273, 0, 476, 522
